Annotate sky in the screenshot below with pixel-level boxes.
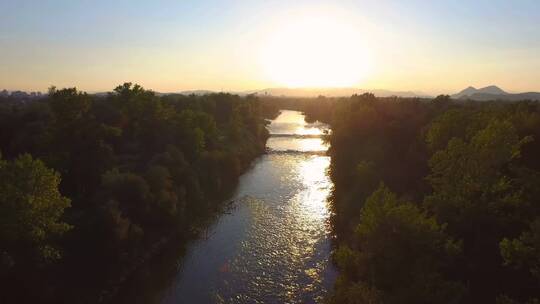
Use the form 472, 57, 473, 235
1, 0, 539, 94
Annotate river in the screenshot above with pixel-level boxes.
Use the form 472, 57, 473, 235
116, 110, 336, 303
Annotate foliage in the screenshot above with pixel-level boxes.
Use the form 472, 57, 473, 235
319, 95, 540, 303
329, 185, 464, 304
0, 154, 71, 265
501, 219, 540, 279
0, 83, 270, 302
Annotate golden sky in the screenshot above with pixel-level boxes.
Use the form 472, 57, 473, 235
1, 1, 539, 94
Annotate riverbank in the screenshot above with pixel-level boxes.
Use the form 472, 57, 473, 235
0, 86, 273, 304
108, 110, 337, 303
102, 196, 241, 303
321, 95, 540, 303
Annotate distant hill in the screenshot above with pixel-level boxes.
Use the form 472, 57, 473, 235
452, 85, 507, 99
452, 85, 540, 101
172, 87, 430, 98
244, 87, 430, 98
178, 90, 215, 96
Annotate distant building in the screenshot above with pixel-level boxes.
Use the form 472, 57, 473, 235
11, 91, 29, 99
0, 90, 45, 103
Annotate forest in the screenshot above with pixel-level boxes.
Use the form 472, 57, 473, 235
0, 83, 274, 303
297, 94, 540, 303
4, 86, 540, 303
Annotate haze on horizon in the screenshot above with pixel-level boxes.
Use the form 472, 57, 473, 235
1, 0, 539, 95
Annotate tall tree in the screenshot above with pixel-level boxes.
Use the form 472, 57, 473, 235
0, 153, 71, 265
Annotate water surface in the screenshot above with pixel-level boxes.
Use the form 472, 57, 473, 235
119, 110, 336, 303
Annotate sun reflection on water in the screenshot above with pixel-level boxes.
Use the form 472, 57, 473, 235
295, 156, 332, 225
267, 110, 329, 153
155, 110, 336, 304
267, 110, 330, 136
294, 124, 328, 136
211, 110, 335, 302
219, 153, 334, 303
267, 137, 328, 152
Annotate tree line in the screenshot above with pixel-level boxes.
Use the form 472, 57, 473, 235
300, 94, 540, 303
0, 83, 273, 303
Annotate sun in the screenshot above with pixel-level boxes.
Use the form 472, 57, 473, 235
260, 9, 372, 88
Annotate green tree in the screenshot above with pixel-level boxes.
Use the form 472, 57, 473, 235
48, 87, 91, 125
501, 218, 540, 279
0, 154, 71, 264
145, 165, 180, 222
426, 119, 531, 235
100, 169, 150, 224
331, 185, 464, 304
47, 87, 116, 198
425, 119, 533, 301
426, 108, 476, 152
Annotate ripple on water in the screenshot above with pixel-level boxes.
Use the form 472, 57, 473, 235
209, 154, 335, 304
158, 110, 336, 304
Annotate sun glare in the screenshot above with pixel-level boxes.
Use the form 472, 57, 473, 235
260, 9, 371, 88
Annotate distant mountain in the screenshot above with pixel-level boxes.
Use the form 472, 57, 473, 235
247, 87, 430, 98
453, 86, 479, 98
452, 85, 508, 99
178, 90, 215, 96
452, 85, 540, 101
169, 87, 430, 98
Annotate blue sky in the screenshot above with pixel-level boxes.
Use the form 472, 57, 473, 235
1, 0, 539, 93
